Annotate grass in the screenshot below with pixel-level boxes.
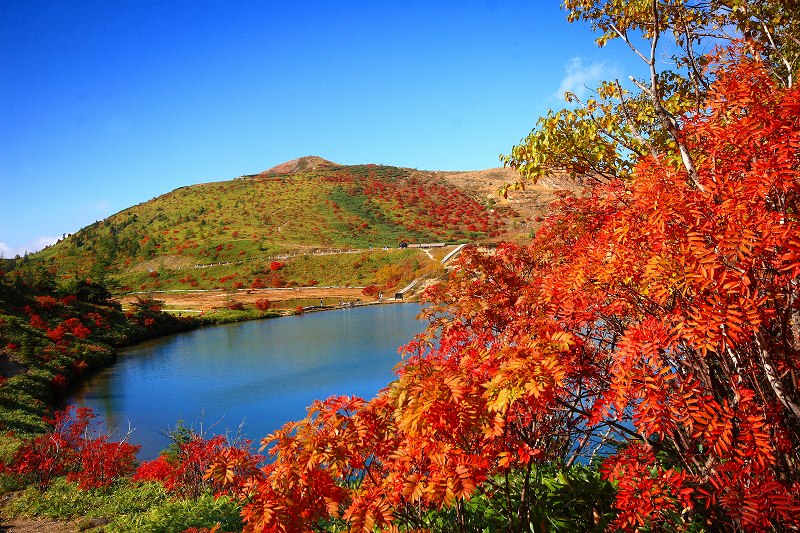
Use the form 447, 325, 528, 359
326, 186, 430, 247
110, 248, 441, 293
197, 308, 282, 324
5, 477, 243, 532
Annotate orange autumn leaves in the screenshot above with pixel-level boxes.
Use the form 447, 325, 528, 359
208, 53, 800, 531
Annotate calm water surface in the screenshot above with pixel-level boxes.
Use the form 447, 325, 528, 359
68, 304, 424, 459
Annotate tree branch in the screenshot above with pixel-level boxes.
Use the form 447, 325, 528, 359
614, 79, 658, 158
645, 0, 704, 192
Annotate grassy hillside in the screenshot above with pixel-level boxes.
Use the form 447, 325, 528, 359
0, 275, 199, 435
24, 160, 527, 298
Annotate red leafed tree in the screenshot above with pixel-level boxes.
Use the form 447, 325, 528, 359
135, 433, 261, 499
1, 406, 139, 490
208, 53, 799, 531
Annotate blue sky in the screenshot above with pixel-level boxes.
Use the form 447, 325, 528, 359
1, 1, 642, 256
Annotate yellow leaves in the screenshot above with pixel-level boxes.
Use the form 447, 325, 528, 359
503, 91, 640, 181
548, 330, 575, 351
204, 456, 235, 486
401, 472, 425, 502
496, 451, 512, 469
443, 374, 466, 404
485, 385, 519, 414
482, 338, 569, 414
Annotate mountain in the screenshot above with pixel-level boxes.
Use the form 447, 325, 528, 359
19, 159, 570, 309
259, 155, 336, 174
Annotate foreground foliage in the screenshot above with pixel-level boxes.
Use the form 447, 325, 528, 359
1, 408, 249, 532
203, 49, 800, 531
1, 406, 139, 490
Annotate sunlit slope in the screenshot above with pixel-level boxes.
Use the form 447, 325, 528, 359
33, 160, 523, 293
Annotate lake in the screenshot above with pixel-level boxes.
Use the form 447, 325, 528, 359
68, 303, 425, 459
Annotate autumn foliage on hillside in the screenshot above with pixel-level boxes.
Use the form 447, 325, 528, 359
207, 53, 800, 531
324, 168, 505, 241
0, 268, 197, 436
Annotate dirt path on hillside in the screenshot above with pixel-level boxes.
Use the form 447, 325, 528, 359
0, 517, 81, 532
119, 286, 376, 313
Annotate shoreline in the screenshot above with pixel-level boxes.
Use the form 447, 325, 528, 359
117, 285, 412, 315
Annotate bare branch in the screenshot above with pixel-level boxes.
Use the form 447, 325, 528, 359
760, 20, 794, 87
646, 0, 704, 191
608, 21, 650, 64
614, 79, 658, 158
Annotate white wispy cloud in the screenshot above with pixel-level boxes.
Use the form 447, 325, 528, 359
554, 57, 613, 102
1, 200, 113, 259
92, 199, 111, 212
0, 236, 59, 258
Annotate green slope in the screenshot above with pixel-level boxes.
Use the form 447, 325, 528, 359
24, 159, 511, 294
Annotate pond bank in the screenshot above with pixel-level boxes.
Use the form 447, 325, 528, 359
118, 285, 410, 314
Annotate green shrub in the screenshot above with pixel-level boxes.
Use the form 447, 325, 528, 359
421, 464, 616, 532
5, 478, 242, 532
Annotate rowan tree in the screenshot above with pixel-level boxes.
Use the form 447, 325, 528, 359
1, 406, 139, 490
206, 2, 800, 531
208, 50, 799, 532
504, 0, 799, 187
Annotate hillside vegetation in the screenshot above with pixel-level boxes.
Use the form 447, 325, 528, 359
0, 275, 199, 435
20, 161, 546, 305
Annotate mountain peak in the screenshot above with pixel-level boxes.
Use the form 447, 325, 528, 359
262, 156, 336, 175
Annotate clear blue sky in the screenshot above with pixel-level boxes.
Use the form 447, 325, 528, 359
1, 1, 641, 256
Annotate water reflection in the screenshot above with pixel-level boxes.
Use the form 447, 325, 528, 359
69, 304, 423, 459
